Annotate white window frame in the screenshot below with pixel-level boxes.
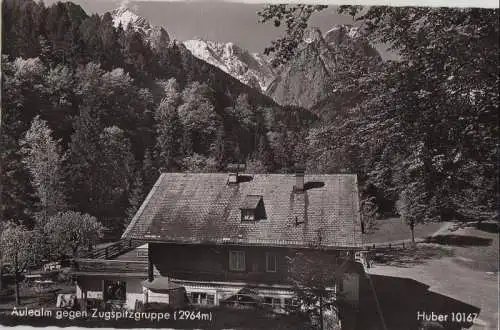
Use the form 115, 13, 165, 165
189, 291, 216, 305
266, 253, 278, 273
136, 248, 148, 258
241, 209, 255, 221
229, 250, 245, 272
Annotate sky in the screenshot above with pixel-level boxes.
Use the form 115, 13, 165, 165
42, 0, 359, 54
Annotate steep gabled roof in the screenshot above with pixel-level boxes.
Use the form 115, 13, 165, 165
122, 173, 362, 249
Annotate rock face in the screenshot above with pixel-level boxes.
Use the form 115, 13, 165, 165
266, 25, 381, 109
111, 7, 170, 46
183, 39, 276, 91
149, 26, 171, 51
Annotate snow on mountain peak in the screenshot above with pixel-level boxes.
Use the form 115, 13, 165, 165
109, 8, 272, 92
112, 7, 141, 29
111, 7, 166, 41
183, 39, 275, 92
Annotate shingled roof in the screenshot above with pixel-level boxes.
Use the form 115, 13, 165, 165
122, 173, 362, 249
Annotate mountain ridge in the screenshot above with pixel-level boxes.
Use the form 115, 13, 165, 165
109, 7, 381, 111
110, 7, 275, 92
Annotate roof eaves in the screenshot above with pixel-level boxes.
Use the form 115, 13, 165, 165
139, 238, 363, 251
121, 174, 165, 239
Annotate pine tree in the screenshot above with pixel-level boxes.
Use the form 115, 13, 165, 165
155, 79, 182, 171
178, 81, 221, 153
256, 134, 274, 171
211, 129, 227, 170
97, 126, 135, 234
99, 12, 123, 70
39, 36, 54, 67
142, 148, 157, 190
65, 107, 101, 215
125, 174, 144, 228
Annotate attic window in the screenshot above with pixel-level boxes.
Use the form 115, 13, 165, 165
240, 195, 266, 221
241, 209, 255, 221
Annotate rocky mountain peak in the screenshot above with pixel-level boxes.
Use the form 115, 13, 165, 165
182, 39, 276, 92
110, 7, 170, 44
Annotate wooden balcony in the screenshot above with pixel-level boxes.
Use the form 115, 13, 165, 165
71, 259, 148, 278
82, 239, 143, 259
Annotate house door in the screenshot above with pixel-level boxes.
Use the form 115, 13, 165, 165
103, 280, 127, 309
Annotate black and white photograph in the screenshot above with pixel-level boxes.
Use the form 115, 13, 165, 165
0, 0, 498, 329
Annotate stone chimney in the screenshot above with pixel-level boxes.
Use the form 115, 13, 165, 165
294, 163, 305, 192
227, 163, 246, 184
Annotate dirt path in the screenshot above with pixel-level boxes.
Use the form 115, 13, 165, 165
429, 221, 457, 237
367, 257, 498, 330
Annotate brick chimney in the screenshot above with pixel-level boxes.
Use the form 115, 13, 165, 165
294, 163, 305, 192
227, 163, 246, 184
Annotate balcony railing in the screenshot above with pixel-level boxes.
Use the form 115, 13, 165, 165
72, 258, 148, 276
82, 239, 142, 260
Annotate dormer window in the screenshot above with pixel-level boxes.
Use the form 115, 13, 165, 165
241, 209, 255, 221
240, 195, 266, 222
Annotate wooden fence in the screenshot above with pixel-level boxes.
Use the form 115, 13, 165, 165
364, 242, 412, 251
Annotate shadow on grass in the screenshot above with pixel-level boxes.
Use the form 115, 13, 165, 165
425, 235, 492, 247
475, 222, 499, 234
353, 274, 481, 330
371, 245, 454, 268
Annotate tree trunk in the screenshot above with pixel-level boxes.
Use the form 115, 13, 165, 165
14, 254, 20, 306
73, 246, 79, 258
0, 155, 3, 291
0, 258, 3, 290
410, 222, 415, 244
319, 294, 324, 330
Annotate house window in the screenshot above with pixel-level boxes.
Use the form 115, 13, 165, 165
229, 251, 245, 271
241, 209, 255, 221
190, 292, 215, 305
266, 253, 277, 272
103, 280, 126, 302
264, 296, 282, 307
284, 298, 299, 307
136, 248, 148, 258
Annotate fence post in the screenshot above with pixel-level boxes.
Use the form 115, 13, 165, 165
129, 239, 132, 249
389, 243, 392, 249
105, 247, 109, 260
